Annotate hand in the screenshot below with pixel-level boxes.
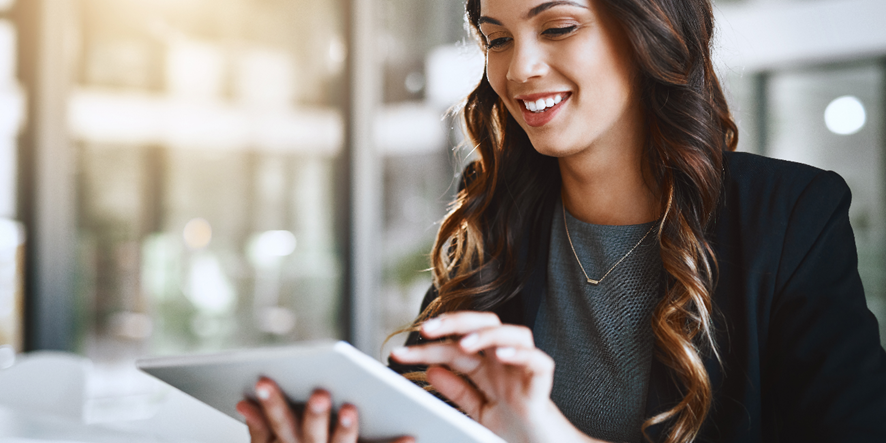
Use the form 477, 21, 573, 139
236, 377, 414, 443
390, 312, 601, 443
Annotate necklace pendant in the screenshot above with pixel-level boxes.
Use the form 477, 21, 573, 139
587, 278, 600, 285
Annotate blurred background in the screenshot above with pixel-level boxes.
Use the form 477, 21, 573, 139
0, 0, 883, 440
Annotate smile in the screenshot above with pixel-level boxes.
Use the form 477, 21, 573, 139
523, 94, 563, 113
516, 92, 571, 128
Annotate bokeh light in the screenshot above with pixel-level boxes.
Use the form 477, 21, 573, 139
249, 230, 297, 262
182, 217, 212, 250
824, 95, 866, 135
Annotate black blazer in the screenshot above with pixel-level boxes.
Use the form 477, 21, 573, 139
392, 151, 886, 442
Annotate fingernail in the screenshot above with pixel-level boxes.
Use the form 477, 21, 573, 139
256, 387, 270, 400
460, 333, 479, 349
423, 318, 441, 332
309, 396, 329, 414
340, 414, 353, 428
496, 347, 516, 358
391, 347, 409, 357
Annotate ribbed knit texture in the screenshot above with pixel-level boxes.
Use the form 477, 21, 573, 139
534, 199, 663, 443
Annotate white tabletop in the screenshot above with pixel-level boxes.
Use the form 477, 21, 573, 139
0, 406, 174, 443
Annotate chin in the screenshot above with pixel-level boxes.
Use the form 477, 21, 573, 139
525, 133, 584, 159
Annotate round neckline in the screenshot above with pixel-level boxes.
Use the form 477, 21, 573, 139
558, 199, 658, 231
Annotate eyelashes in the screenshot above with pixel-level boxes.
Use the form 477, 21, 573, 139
484, 25, 580, 50
486, 37, 511, 50
542, 25, 578, 37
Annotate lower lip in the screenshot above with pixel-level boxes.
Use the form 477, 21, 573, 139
520, 95, 569, 127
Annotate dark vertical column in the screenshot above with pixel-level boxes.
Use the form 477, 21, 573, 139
880, 58, 886, 344
338, 0, 354, 344
753, 71, 770, 157
882, 59, 886, 220
881, 59, 886, 223
14, 0, 77, 351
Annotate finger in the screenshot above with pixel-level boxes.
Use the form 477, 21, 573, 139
237, 399, 273, 443
420, 312, 501, 339
255, 378, 300, 443
302, 389, 332, 443
494, 346, 555, 374
330, 404, 359, 443
390, 342, 483, 375
389, 437, 416, 443
458, 325, 535, 354
426, 365, 485, 420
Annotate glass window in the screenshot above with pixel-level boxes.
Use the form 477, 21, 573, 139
72, 0, 347, 373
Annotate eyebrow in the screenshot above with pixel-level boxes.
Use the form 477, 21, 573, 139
527, 1, 588, 18
478, 1, 588, 26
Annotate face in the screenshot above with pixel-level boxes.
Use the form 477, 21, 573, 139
478, 0, 640, 158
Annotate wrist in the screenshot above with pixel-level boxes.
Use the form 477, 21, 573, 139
522, 400, 601, 443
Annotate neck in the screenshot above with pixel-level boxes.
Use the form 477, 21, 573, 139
558, 132, 658, 226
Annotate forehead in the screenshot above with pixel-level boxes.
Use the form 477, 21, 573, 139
479, 0, 592, 17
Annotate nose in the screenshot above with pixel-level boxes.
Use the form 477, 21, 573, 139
506, 40, 548, 83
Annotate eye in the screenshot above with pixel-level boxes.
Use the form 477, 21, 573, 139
486, 36, 512, 51
542, 25, 578, 38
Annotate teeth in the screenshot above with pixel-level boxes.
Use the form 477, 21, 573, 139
523, 94, 563, 113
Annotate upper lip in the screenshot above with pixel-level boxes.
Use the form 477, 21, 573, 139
513, 91, 571, 101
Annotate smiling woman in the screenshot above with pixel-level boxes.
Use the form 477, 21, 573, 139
392, 0, 729, 441
239, 0, 886, 442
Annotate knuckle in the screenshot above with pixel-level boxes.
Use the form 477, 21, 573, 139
515, 325, 533, 341
456, 355, 483, 375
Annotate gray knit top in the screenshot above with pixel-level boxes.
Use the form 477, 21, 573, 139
533, 200, 663, 443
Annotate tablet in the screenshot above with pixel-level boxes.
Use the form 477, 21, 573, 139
136, 341, 504, 443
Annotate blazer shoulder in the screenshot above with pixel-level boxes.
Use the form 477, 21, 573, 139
720, 151, 851, 218
723, 151, 843, 193
712, 151, 853, 281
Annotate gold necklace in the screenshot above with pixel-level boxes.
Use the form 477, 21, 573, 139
562, 203, 657, 285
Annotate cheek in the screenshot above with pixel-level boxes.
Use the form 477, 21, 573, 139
485, 55, 527, 124
485, 55, 509, 101
595, 60, 636, 115
569, 46, 634, 116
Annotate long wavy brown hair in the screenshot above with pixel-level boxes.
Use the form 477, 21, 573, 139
405, 0, 737, 442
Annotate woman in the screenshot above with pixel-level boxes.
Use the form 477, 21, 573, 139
237, 0, 886, 442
